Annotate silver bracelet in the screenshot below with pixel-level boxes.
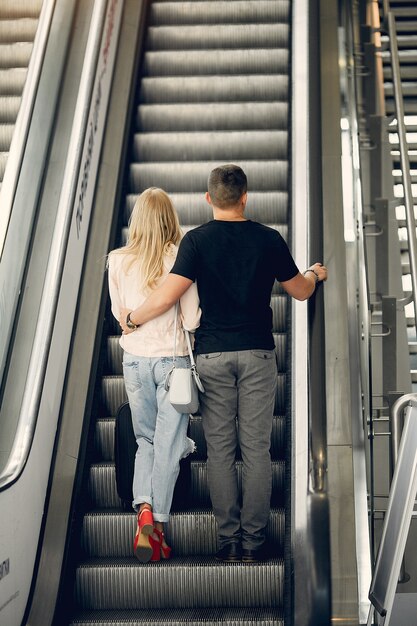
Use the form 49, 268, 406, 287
303, 269, 319, 283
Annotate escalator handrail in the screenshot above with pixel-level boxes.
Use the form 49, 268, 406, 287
0, 0, 56, 260
291, 1, 331, 624
0, 0, 110, 491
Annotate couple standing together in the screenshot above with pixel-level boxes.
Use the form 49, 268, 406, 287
108, 164, 327, 564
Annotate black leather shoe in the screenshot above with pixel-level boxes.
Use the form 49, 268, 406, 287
215, 543, 242, 562
242, 546, 267, 563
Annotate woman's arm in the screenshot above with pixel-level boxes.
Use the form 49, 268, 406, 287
108, 255, 122, 320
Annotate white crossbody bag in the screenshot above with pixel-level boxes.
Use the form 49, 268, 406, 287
164, 303, 205, 413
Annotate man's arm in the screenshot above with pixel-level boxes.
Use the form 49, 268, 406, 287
119, 273, 193, 333
281, 262, 327, 301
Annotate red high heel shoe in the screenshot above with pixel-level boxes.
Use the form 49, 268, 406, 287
153, 527, 172, 560
149, 532, 161, 562
133, 508, 154, 562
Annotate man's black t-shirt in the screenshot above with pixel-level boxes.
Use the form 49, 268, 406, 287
171, 219, 299, 354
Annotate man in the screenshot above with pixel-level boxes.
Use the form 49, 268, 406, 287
120, 164, 327, 562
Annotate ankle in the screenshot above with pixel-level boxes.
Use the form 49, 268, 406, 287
139, 503, 152, 513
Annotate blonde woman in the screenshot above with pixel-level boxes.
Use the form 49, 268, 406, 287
108, 187, 201, 562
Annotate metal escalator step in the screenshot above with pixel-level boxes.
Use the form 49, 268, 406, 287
93, 413, 285, 462
0, 124, 13, 151
132, 131, 288, 162
392, 7, 417, 17
384, 65, 417, 80
75, 556, 284, 610
101, 371, 286, 418
0, 1, 43, 18
81, 508, 285, 558
147, 23, 289, 51
0, 18, 38, 44
70, 606, 284, 626
0, 68, 26, 95
139, 75, 288, 104
120, 222, 288, 246
88, 460, 285, 509
136, 102, 288, 132
0, 152, 8, 179
0, 42, 33, 69
129, 160, 288, 194
396, 20, 417, 33
125, 190, 288, 225
143, 49, 289, 77
150, 1, 289, 27
0, 96, 21, 122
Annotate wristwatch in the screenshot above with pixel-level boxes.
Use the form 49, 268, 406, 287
126, 312, 140, 330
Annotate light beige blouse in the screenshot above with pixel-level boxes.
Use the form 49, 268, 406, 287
108, 246, 201, 357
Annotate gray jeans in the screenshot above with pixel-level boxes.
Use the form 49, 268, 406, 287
196, 349, 277, 550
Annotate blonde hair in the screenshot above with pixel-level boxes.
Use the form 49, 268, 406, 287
111, 187, 182, 291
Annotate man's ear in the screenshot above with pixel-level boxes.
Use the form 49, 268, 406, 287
205, 191, 212, 206
241, 192, 248, 206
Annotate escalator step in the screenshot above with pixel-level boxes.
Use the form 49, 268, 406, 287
0, 18, 38, 43
136, 102, 288, 132
75, 557, 284, 610
125, 190, 288, 224
70, 607, 284, 626
149, 1, 290, 27
129, 160, 288, 194
93, 414, 286, 462
0, 68, 27, 95
81, 509, 284, 558
0, 124, 13, 151
0, 96, 21, 122
132, 131, 288, 162
147, 23, 289, 50
143, 49, 289, 77
88, 460, 285, 509
0, 42, 33, 69
139, 75, 288, 104
0, 152, 7, 178
120, 221, 288, 245
0, 1, 43, 18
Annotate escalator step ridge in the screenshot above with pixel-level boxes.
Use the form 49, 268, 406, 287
142, 49, 289, 77
129, 160, 289, 194
125, 190, 288, 224
139, 75, 289, 104
88, 460, 285, 509
132, 130, 288, 162
149, 1, 290, 27
147, 23, 289, 51
94, 412, 286, 462
75, 557, 284, 611
70, 607, 284, 626
81, 508, 285, 558
136, 102, 288, 132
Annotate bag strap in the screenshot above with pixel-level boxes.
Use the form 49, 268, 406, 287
173, 302, 195, 366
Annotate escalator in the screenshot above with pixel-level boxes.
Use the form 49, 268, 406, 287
0, 0, 43, 187
69, 1, 291, 624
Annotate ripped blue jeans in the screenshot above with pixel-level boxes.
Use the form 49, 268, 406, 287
122, 352, 195, 522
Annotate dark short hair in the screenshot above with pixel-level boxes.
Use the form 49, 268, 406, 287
207, 164, 247, 208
